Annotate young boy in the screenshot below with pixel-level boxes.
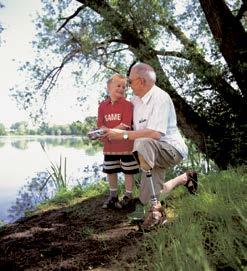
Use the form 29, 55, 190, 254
97, 74, 139, 209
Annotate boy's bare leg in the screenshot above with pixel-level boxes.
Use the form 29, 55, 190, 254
102, 173, 119, 209
107, 173, 118, 197
124, 174, 134, 195
116, 174, 134, 209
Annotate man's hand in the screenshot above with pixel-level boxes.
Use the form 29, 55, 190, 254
105, 128, 124, 141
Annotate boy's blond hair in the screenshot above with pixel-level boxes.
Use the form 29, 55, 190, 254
107, 73, 126, 87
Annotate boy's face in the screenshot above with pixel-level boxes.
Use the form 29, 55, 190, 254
108, 79, 126, 101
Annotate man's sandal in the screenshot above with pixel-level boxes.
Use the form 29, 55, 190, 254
185, 171, 198, 195
142, 202, 167, 229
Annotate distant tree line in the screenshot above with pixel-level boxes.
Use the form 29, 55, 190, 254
0, 116, 97, 136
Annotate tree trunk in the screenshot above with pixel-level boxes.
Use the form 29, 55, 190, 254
199, 0, 247, 98
164, 20, 245, 122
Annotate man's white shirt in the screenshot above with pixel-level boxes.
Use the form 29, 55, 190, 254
131, 85, 188, 159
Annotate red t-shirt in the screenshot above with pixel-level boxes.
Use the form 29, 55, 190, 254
97, 97, 134, 154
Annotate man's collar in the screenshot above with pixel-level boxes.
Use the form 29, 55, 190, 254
141, 85, 155, 104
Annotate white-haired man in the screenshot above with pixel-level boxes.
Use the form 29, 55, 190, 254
105, 63, 198, 228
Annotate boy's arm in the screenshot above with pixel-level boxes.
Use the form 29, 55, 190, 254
97, 103, 104, 128
115, 102, 132, 130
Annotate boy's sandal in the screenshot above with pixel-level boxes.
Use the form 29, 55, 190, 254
185, 171, 198, 195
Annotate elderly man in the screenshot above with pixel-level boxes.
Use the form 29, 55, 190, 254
105, 63, 197, 228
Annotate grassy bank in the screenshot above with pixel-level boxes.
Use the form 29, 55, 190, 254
36, 180, 109, 211
135, 167, 247, 271
28, 167, 246, 270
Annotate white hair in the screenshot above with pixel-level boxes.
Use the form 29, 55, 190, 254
132, 63, 156, 83
147, 70, 156, 82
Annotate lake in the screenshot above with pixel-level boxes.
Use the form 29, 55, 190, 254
0, 136, 104, 223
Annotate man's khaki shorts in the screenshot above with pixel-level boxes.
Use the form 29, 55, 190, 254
133, 138, 183, 204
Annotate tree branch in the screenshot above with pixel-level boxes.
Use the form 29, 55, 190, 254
157, 18, 245, 115
97, 47, 129, 56
37, 49, 80, 105
98, 38, 124, 45
154, 50, 187, 59
57, 5, 85, 32
235, 2, 247, 21
101, 63, 120, 73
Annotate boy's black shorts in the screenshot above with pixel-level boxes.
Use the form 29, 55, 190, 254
103, 154, 139, 174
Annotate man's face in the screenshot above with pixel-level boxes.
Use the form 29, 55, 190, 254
128, 69, 142, 96
108, 79, 126, 101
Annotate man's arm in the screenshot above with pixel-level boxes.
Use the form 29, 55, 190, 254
105, 128, 161, 140
114, 101, 133, 130
114, 123, 130, 130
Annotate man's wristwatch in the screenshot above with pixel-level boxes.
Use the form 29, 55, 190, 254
123, 131, 129, 140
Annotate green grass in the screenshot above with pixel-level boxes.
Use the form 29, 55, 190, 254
40, 143, 68, 191
47, 155, 68, 190
37, 179, 108, 210
135, 167, 247, 271
80, 226, 95, 237
0, 220, 6, 232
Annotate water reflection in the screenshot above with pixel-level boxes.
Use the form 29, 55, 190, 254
39, 137, 85, 148
7, 172, 51, 223
7, 163, 104, 223
0, 141, 5, 148
11, 140, 29, 150
77, 162, 105, 186
0, 136, 102, 151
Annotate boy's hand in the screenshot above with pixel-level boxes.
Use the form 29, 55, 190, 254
98, 127, 109, 141
87, 128, 106, 140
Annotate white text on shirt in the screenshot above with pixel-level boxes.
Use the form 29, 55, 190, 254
104, 113, 121, 122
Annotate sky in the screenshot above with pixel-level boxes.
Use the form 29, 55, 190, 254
0, 0, 101, 128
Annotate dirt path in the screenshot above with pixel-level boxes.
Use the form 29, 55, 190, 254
0, 195, 145, 271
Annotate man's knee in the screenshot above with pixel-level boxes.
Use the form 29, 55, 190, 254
133, 138, 155, 171
138, 154, 152, 171
134, 138, 151, 152
133, 150, 152, 171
